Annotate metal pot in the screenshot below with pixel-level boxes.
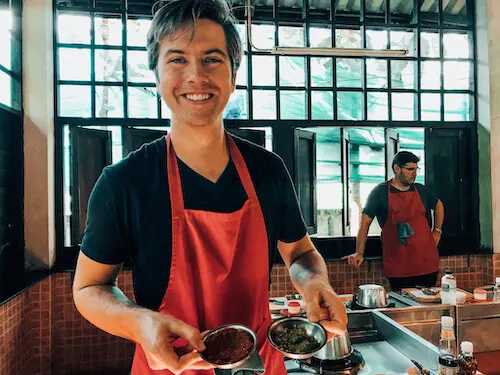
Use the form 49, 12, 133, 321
313, 332, 352, 360
356, 284, 388, 308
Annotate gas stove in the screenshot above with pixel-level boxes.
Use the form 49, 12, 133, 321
344, 292, 418, 312
291, 349, 364, 374
285, 341, 417, 375
346, 299, 396, 311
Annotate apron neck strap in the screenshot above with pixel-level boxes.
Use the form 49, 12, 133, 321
225, 133, 258, 200
166, 133, 258, 213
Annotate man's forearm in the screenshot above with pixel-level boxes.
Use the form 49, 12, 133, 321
73, 285, 152, 344
434, 201, 444, 230
288, 250, 331, 293
356, 221, 370, 255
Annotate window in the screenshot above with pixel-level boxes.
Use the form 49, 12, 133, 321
55, 6, 475, 122
306, 127, 425, 238
0, 0, 23, 299
54, 0, 477, 264
0, 6, 21, 111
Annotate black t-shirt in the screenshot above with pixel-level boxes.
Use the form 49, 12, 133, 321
80, 135, 307, 311
362, 181, 439, 228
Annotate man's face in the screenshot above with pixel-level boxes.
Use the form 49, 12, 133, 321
156, 19, 236, 128
395, 162, 419, 186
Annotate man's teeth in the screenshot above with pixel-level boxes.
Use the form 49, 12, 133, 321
185, 94, 211, 101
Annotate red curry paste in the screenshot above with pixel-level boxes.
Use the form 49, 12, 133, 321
203, 328, 253, 364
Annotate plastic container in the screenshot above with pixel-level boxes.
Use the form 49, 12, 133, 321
287, 301, 301, 315
493, 277, 500, 302
439, 316, 457, 374
473, 288, 487, 301
441, 270, 457, 305
458, 341, 478, 375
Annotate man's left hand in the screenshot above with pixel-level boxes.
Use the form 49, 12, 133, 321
302, 282, 348, 339
432, 230, 441, 245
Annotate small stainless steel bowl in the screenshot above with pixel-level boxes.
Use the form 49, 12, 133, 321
314, 332, 353, 360
357, 284, 388, 308
199, 324, 257, 369
267, 317, 327, 359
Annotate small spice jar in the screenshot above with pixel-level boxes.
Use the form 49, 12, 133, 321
473, 288, 487, 301
287, 301, 301, 315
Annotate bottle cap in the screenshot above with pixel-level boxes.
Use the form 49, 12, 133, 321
496, 277, 500, 284
439, 355, 458, 367
441, 316, 454, 327
445, 269, 453, 275
461, 341, 473, 354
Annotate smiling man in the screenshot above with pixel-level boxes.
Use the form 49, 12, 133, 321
343, 151, 445, 291
72, 1, 347, 374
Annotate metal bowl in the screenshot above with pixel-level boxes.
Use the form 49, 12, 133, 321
267, 317, 327, 359
313, 332, 353, 360
199, 324, 257, 369
356, 284, 388, 308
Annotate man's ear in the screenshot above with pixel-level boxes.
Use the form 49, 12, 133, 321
231, 72, 237, 93
155, 77, 162, 97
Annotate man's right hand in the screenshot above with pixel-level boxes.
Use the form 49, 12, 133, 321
342, 252, 364, 268
136, 312, 214, 374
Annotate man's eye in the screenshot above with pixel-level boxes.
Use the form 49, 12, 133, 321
204, 57, 221, 64
170, 58, 185, 64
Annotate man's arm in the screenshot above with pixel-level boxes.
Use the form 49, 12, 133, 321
342, 213, 373, 267
432, 199, 444, 245
278, 235, 348, 336
73, 252, 212, 374
433, 199, 444, 230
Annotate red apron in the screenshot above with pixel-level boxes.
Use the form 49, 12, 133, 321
382, 181, 439, 278
131, 134, 287, 375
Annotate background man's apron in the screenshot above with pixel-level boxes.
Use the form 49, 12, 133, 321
382, 183, 439, 278
131, 134, 286, 375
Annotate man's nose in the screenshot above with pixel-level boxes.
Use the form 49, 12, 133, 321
187, 61, 209, 84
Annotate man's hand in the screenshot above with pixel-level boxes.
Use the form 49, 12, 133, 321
302, 282, 348, 339
137, 312, 214, 374
432, 230, 442, 246
342, 252, 364, 268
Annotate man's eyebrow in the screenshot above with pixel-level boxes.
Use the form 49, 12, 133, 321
163, 49, 185, 58
205, 48, 227, 57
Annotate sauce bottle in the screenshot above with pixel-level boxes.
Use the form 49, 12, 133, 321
458, 341, 478, 375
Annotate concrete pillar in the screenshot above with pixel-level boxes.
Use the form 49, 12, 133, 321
22, 0, 55, 269
476, 0, 492, 250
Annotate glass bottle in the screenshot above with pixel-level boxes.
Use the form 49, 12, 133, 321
439, 316, 458, 375
458, 341, 478, 375
493, 277, 500, 302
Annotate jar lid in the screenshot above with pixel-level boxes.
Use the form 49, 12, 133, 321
439, 355, 458, 367
288, 301, 301, 307
461, 341, 473, 354
474, 288, 487, 295
441, 316, 454, 327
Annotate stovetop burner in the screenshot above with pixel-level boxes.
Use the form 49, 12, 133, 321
296, 349, 364, 374
346, 299, 396, 310
345, 293, 396, 310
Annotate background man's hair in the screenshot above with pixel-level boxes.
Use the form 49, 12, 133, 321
147, 0, 242, 80
392, 151, 420, 169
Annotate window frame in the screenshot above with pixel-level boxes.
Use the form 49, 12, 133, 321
0, 0, 22, 113
53, 0, 481, 269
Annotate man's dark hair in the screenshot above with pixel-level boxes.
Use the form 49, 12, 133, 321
392, 151, 420, 171
147, 0, 242, 80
